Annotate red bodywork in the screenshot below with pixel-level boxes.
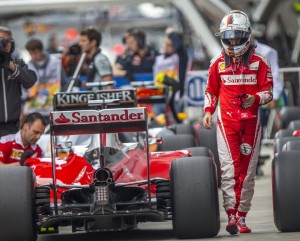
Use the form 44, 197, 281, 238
25, 149, 189, 198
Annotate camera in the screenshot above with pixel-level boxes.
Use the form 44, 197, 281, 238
0, 38, 11, 68
68, 43, 81, 56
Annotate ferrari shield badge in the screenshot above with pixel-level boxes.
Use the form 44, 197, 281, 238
240, 143, 252, 155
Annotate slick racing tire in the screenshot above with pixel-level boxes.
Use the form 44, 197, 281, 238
279, 106, 300, 129
156, 134, 196, 151
273, 151, 300, 232
196, 124, 221, 187
156, 127, 176, 138
170, 157, 220, 238
274, 129, 293, 139
274, 136, 300, 154
183, 147, 220, 186
169, 123, 195, 136
0, 166, 37, 241
282, 139, 300, 151
183, 146, 212, 158
287, 120, 300, 131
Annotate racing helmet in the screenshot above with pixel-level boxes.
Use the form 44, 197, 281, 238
217, 10, 252, 57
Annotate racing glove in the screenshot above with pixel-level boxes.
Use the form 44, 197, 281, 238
19, 150, 34, 166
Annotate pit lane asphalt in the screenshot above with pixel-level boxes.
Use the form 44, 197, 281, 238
38, 142, 300, 241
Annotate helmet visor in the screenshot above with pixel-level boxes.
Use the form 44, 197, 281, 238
220, 30, 250, 46
220, 30, 250, 40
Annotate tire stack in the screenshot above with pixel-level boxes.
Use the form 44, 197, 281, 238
273, 106, 300, 232
155, 180, 172, 220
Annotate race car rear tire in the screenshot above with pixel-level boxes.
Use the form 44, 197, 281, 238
183, 146, 211, 157
156, 134, 196, 151
273, 151, 300, 231
0, 166, 37, 241
170, 157, 220, 238
169, 123, 194, 136
196, 124, 221, 187
183, 147, 221, 186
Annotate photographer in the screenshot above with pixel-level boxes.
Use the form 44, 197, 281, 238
0, 26, 37, 137
62, 42, 86, 78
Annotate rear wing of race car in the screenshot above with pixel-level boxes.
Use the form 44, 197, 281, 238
50, 107, 147, 136
53, 89, 137, 111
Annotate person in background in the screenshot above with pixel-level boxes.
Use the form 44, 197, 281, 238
46, 34, 63, 55
251, 33, 284, 175
202, 10, 273, 235
0, 112, 46, 166
251, 34, 283, 118
61, 42, 83, 78
0, 26, 37, 137
114, 28, 158, 81
78, 26, 114, 89
153, 29, 189, 123
24, 38, 67, 123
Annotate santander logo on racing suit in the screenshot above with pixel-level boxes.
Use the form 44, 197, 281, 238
221, 74, 257, 85
52, 108, 146, 125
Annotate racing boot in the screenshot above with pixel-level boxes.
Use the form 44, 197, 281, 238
226, 214, 238, 235
237, 216, 251, 233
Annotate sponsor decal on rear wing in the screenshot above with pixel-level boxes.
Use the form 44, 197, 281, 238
50, 107, 147, 135
53, 89, 137, 111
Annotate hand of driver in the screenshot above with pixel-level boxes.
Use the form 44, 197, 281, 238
242, 94, 255, 108
203, 112, 212, 129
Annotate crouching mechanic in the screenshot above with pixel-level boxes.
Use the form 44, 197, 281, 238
0, 112, 46, 166
202, 10, 273, 235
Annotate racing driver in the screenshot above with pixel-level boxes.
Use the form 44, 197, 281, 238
202, 10, 273, 235
0, 112, 46, 166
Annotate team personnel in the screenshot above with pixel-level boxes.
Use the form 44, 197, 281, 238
114, 28, 158, 80
79, 26, 114, 89
202, 10, 273, 234
153, 30, 189, 122
25, 38, 67, 123
0, 112, 46, 166
0, 26, 37, 137
251, 34, 284, 175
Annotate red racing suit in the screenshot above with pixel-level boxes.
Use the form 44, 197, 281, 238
0, 131, 42, 164
204, 46, 273, 217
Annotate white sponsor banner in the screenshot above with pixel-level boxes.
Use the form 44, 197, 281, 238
52, 108, 146, 125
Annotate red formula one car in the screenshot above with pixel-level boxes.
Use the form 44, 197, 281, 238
0, 89, 219, 241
